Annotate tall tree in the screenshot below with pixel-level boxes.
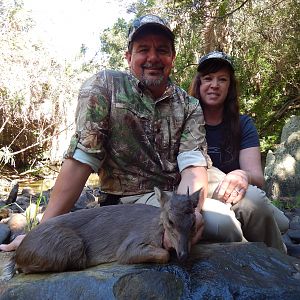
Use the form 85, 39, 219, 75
100, 0, 299, 151
0, 0, 82, 168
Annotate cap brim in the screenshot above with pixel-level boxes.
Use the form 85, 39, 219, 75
197, 58, 233, 71
129, 23, 175, 44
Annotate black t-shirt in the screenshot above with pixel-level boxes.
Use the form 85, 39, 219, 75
205, 115, 260, 174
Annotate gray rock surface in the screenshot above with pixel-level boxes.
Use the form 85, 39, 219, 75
0, 224, 10, 244
281, 115, 300, 143
1, 242, 300, 300
264, 115, 300, 200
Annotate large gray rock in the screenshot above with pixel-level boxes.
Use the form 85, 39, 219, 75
264, 115, 300, 200
1, 242, 300, 299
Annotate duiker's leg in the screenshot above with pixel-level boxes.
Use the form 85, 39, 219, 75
116, 235, 169, 264
16, 225, 87, 273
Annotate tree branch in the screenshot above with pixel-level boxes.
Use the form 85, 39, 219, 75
9, 123, 73, 156
205, 0, 250, 19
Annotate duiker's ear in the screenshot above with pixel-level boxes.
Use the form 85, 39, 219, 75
190, 188, 203, 208
154, 187, 169, 207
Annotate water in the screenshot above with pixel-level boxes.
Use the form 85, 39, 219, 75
17, 173, 100, 194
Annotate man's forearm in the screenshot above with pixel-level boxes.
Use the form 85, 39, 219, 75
41, 158, 92, 222
177, 166, 208, 209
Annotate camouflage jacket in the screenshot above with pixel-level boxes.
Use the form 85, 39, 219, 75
65, 70, 211, 195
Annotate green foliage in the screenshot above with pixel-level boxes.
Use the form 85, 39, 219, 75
99, 18, 129, 70
218, 0, 229, 17
259, 136, 277, 153
1, 0, 299, 170
25, 192, 47, 232
109, 0, 299, 154
271, 199, 284, 210
0, 146, 15, 167
0, 0, 86, 169
272, 195, 300, 211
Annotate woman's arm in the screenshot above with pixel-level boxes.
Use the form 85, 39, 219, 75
213, 146, 264, 204
239, 146, 264, 188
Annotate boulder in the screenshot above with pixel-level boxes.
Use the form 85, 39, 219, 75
1, 242, 300, 299
0, 224, 10, 244
264, 115, 300, 200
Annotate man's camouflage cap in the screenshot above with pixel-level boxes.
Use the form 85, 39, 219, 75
127, 14, 175, 47
197, 51, 234, 71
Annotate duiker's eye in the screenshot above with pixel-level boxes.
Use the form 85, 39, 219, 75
169, 220, 174, 226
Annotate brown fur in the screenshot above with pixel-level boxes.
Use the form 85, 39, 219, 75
11, 187, 201, 275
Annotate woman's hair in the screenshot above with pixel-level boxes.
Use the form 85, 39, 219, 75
189, 59, 241, 163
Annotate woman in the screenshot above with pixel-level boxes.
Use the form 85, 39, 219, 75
189, 51, 288, 251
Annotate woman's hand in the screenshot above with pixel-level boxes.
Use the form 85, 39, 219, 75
212, 169, 249, 204
0, 234, 25, 252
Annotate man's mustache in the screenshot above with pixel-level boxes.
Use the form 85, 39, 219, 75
142, 63, 164, 69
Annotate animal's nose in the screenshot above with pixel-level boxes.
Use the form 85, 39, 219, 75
178, 251, 188, 262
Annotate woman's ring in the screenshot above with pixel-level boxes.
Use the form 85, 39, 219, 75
231, 190, 239, 197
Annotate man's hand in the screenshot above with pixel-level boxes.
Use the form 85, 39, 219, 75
0, 234, 25, 252
212, 169, 249, 204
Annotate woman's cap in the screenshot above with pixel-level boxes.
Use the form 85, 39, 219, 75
127, 14, 174, 47
197, 51, 234, 71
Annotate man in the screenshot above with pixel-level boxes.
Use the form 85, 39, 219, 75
1, 15, 211, 251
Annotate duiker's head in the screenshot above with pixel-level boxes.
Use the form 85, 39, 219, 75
154, 187, 202, 262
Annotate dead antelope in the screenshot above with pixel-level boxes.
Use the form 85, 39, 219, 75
3, 187, 202, 278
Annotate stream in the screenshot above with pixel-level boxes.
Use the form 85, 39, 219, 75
0, 173, 100, 200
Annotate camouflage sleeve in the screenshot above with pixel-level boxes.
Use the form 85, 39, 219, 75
64, 71, 110, 170
178, 95, 212, 170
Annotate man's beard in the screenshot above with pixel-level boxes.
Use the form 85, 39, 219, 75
141, 76, 164, 87
141, 63, 164, 87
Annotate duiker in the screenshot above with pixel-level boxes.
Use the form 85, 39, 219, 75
3, 187, 202, 278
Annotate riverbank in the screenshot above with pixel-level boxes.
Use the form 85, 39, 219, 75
0, 175, 300, 259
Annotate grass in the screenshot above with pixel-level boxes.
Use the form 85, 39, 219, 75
0, 187, 48, 233
271, 195, 300, 211
25, 191, 48, 232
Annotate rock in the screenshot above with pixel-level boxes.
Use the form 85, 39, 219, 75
287, 229, 300, 243
0, 208, 10, 220
281, 115, 300, 143
7, 214, 27, 241
71, 189, 98, 211
283, 233, 300, 258
290, 215, 300, 230
0, 242, 300, 299
11, 196, 30, 213
0, 224, 10, 244
20, 187, 35, 197
6, 183, 19, 205
114, 270, 183, 300
264, 115, 300, 200
287, 229, 300, 244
